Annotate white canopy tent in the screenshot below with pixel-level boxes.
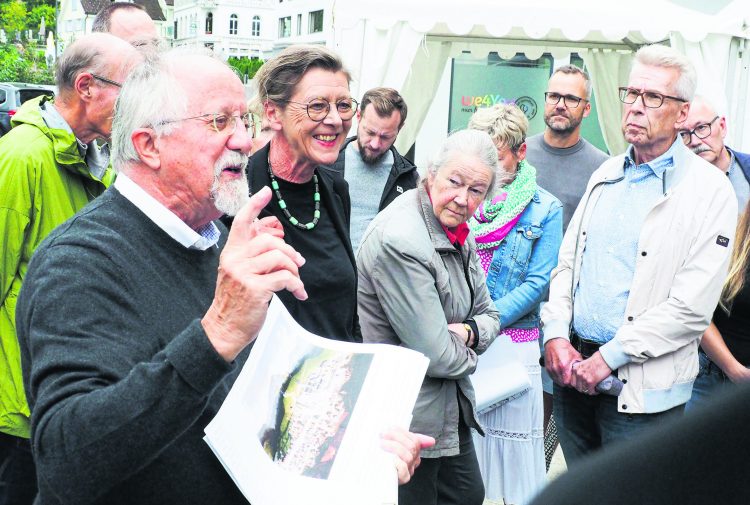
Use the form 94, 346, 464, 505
330, 0, 750, 156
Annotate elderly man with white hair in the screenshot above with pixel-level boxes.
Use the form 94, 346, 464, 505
542, 44, 737, 463
15, 48, 429, 505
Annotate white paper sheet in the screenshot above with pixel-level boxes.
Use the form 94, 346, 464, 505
204, 296, 429, 505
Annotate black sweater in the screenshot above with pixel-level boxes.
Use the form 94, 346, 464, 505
712, 262, 750, 365
17, 188, 250, 505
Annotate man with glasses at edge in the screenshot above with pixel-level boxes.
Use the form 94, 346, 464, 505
0, 34, 141, 505
680, 95, 750, 212
525, 64, 609, 469
541, 44, 737, 464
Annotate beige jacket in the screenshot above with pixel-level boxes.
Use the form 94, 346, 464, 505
357, 185, 500, 457
542, 141, 737, 413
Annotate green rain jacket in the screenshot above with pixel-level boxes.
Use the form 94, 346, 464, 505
0, 95, 114, 438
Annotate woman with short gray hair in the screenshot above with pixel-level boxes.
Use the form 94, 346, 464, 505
357, 129, 501, 505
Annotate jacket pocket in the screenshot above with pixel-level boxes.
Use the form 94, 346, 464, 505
512, 224, 543, 269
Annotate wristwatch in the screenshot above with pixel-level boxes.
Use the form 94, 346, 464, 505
463, 323, 473, 345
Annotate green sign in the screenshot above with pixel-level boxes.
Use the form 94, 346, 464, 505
449, 53, 608, 153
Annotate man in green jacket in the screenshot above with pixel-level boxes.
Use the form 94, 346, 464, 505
0, 33, 140, 504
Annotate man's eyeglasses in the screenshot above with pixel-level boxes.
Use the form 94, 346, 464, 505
158, 112, 255, 137
91, 73, 122, 88
679, 116, 719, 143
618, 87, 686, 109
544, 92, 587, 108
281, 97, 358, 122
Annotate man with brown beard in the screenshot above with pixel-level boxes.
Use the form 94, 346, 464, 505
330, 87, 418, 250
525, 66, 609, 231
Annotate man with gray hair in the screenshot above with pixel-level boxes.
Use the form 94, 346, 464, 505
542, 44, 737, 463
0, 33, 140, 505
92, 2, 159, 47
330, 87, 418, 250
679, 95, 750, 212
15, 48, 428, 505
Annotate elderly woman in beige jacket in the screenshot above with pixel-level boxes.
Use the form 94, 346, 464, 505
357, 129, 501, 505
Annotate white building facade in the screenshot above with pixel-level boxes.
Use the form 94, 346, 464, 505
172, 0, 275, 59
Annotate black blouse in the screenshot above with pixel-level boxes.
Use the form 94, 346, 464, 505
247, 146, 359, 342
712, 261, 750, 366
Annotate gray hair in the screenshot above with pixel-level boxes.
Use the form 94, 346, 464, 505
55, 36, 112, 94
552, 64, 593, 99
692, 94, 726, 118
427, 129, 498, 192
633, 44, 697, 102
111, 48, 224, 169
251, 44, 350, 113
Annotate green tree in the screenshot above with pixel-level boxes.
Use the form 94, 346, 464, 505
27, 4, 55, 38
227, 57, 264, 81
0, 43, 54, 84
0, 0, 28, 39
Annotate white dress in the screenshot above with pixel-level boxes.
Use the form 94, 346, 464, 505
473, 338, 546, 505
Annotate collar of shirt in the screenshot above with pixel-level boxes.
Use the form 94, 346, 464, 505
624, 137, 681, 180
39, 100, 109, 179
442, 222, 470, 247
114, 173, 220, 250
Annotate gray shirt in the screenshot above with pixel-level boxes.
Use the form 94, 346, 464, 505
727, 151, 750, 213
344, 142, 393, 251
525, 133, 609, 231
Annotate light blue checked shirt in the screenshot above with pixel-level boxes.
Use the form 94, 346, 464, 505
573, 139, 680, 345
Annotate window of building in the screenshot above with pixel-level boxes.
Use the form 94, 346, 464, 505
296, 13, 302, 35
190, 14, 197, 36
308, 10, 323, 34
252, 15, 260, 37
205, 13, 213, 34
278, 16, 291, 38
229, 14, 238, 35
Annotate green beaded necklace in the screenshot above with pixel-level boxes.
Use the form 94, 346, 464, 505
267, 160, 321, 230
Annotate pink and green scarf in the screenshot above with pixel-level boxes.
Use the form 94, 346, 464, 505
469, 160, 537, 249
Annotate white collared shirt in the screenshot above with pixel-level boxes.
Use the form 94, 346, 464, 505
114, 173, 221, 250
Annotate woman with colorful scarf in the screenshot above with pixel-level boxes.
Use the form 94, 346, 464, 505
468, 104, 563, 505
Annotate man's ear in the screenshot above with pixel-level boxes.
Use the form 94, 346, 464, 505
74, 72, 95, 102
264, 100, 284, 132
131, 128, 161, 170
582, 101, 592, 119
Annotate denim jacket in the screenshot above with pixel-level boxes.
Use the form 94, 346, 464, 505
485, 187, 563, 330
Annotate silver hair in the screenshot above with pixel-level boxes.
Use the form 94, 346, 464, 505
552, 64, 593, 99
111, 47, 222, 170
427, 129, 498, 192
633, 44, 697, 102
691, 94, 726, 118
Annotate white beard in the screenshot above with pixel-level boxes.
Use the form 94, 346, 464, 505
210, 150, 250, 216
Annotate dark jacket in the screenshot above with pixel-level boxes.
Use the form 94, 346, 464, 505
728, 146, 750, 184
330, 136, 419, 211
